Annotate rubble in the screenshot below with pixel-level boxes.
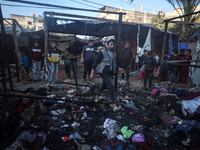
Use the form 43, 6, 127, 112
0, 80, 200, 150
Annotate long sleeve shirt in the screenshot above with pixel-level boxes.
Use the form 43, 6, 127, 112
30, 47, 44, 61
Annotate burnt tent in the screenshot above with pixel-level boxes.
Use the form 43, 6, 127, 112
45, 13, 171, 56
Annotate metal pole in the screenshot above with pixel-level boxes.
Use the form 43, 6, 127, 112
0, 5, 13, 91
0, 25, 6, 92
71, 62, 78, 91
159, 21, 168, 82
115, 12, 123, 90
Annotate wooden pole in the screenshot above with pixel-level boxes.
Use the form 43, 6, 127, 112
43, 14, 50, 80
0, 5, 13, 91
115, 13, 123, 90
159, 21, 168, 82
12, 20, 27, 81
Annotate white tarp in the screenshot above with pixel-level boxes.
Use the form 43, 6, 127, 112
190, 39, 200, 85
142, 28, 151, 52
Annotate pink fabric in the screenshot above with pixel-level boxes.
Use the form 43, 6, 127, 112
152, 89, 168, 94
139, 71, 145, 80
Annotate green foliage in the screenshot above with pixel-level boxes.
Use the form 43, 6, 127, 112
166, 0, 200, 22
150, 15, 179, 33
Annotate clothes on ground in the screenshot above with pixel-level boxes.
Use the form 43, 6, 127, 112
120, 126, 134, 139
47, 48, 61, 63
30, 47, 44, 61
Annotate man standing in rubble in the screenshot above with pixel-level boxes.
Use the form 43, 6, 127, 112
81, 40, 102, 82
90, 37, 124, 111
120, 41, 133, 83
30, 40, 44, 79
47, 41, 61, 86
68, 38, 80, 78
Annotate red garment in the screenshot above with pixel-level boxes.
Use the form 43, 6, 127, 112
30, 47, 44, 61
139, 71, 145, 80
180, 55, 192, 84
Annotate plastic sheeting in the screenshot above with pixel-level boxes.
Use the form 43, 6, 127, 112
177, 96, 200, 116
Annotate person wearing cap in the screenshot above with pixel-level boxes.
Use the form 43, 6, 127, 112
120, 41, 133, 82
68, 38, 80, 78
90, 37, 124, 111
81, 39, 102, 82
47, 41, 62, 85
143, 51, 157, 90
30, 40, 44, 79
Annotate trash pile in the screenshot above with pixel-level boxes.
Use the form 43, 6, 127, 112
0, 81, 200, 150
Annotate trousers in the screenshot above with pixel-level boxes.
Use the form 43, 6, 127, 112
144, 70, 153, 88
33, 61, 41, 78
121, 61, 131, 80
98, 66, 115, 104
49, 62, 59, 83
83, 60, 93, 79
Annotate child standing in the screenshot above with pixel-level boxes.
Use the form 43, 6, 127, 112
138, 65, 145, 82
21, 51, 29, 75
143, 51, 156, 90
161, 50, 169, 81
63, 49, 72, 79
180, 49, 192, 86
47, 41, 61, 85
169, 49, 179, 84
138, 50, 147, 82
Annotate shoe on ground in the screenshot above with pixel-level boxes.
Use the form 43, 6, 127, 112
139, 80, 141, 83
113, 106, 121, 112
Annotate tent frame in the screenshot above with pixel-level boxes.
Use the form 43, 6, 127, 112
43, 11, 124, 90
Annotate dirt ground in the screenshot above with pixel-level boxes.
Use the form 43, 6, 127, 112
7, 64, 200, 93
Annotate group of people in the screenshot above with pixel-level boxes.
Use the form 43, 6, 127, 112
138, 48, 192, 91
20, 38, 193, 111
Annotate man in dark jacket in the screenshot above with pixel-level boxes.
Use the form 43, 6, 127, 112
68, 39, 80, 78
90, 37, 124, 111
143, 51, 156, 90
169, 49, 179, 84
120, 41, 133, 82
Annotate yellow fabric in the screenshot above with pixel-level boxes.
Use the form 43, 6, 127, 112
47, 56, 61, 63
